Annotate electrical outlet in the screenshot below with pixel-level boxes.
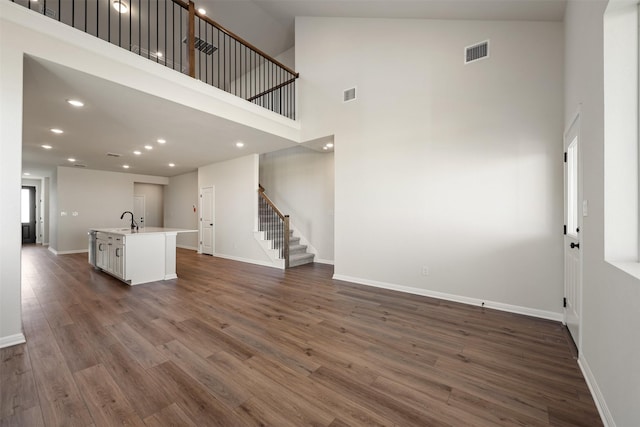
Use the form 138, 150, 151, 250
421, 266, 430, 276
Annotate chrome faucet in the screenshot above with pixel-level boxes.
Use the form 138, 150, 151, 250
120, 211, 138, 230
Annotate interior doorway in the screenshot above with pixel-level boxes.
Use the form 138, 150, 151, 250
200, 186, 214, 255
21, 186, 36, 244
564, 113, 582, 351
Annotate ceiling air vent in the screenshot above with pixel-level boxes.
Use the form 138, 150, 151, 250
181, 37, 217, 55
106, 152, 121, 158
343, 87, 356, 103
73, 164, 87, 168
465, 40, 489, 64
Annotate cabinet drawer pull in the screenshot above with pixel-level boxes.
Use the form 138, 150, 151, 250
115, 248, 120, 257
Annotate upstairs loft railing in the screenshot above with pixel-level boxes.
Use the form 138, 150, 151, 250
258, 185, 289, 268
11, 0, 299, 119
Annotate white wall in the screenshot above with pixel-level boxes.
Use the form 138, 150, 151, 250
565, 1, 640, 425
55, 167, 168, 253
260, 145, 334, 262
0, 20, 25, 347
164, 171, 199, 250
134, 182, 165, 227
198, 154, 272, 265
296, 17, 564, 318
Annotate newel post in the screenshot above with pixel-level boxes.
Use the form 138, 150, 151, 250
284, 215, 290, 269
187, 1, 196, 78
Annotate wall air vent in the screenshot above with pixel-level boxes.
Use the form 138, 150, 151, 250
343, 87, 356, 103
73, 164, 87, 168
106, 152, 121, 158
41, 6, 57, 18
465, 40, 489, 64
181, 37, 218, 55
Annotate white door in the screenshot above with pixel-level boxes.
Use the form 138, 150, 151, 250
564, 114, 582, 350
200, 186, 214, 255
133, 195, 145, 229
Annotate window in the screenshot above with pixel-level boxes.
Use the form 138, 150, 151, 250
21, 188, 30, 223
603, 0, 640, 275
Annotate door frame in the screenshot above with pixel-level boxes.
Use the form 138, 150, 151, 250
21, 185, 36, 244
199, 186, 214, 255
563, 108, 583, 353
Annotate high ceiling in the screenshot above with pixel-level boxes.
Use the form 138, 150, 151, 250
21, 0, 566, 178
200, 0, 567, 59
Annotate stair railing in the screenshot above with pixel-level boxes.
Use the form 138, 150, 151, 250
10, 0, 299, 119
258, 185, 289, 268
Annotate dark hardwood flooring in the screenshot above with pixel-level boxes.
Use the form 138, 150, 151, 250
1, 245, 602, 426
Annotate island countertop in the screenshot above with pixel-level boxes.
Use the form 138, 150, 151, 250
91, 227, 197, 236
89, 227, 197, 285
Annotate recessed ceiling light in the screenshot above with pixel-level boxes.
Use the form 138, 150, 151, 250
235, 142, 244, 148
51, 128, 63, 134
326, 143, 334, 148
133, 150, 141, 155
41, 144, 52, 149
122, 164, 130, 169
112, 1, 128, 13
66, 99, 84, 107
23, 172, 31, 176
198, 7, 206, 14
168, 163, 175, 167
144, 145, 153, 150
67, 158, 76, 162
157, 138, 166, 144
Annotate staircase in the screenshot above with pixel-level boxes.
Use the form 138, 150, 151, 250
257, 187, 315, 269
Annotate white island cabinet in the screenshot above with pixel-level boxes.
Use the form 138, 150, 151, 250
89, 227, 197, 285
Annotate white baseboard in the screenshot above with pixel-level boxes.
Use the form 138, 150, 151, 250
213, 252, 283, 270
176, 244, 198, 251
48, 247, 88, 255
0, 333, 26, 349
578, 356, 614, 427
314, 258, 334, 265
331, 274, 563, 322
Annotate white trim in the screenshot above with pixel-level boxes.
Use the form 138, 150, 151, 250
176, 244, 198, 251
578, 356, 614, 427
332, 274, 563, 322
48, 247, 88, 255
314, 258, 334, 265
213, 252, 283, 269
0, 333, 26, 349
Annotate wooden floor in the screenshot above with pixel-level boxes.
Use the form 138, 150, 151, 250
1, 245, 602, 426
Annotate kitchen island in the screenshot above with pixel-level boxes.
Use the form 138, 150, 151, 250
88, 227, 197, 285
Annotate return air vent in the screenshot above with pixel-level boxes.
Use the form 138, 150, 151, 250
465, 40, 489, 64
181, 36, 218, 55
343, 87, 356, 103
41, 6, 57, 18
106, 152, 121, 158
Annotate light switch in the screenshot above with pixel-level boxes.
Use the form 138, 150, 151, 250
72, 211, 79, 216
60, 211, 67, 216
582, 199, 588, 217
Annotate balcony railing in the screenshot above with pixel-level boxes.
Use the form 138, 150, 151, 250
10, 0, 299, 119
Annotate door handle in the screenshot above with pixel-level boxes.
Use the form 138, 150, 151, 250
570, 242, 580, 249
